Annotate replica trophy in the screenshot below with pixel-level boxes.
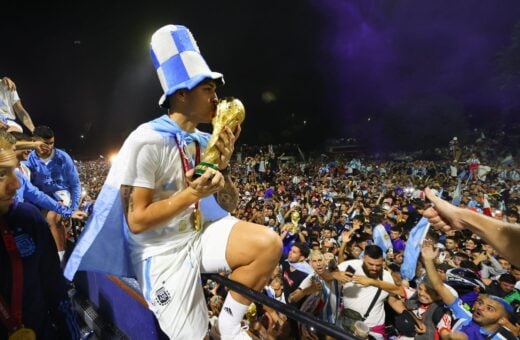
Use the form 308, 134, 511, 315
193, 97, 245, 231
194, 97, 245, 176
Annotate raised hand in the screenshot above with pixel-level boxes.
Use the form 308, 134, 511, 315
423, 187, 465, 233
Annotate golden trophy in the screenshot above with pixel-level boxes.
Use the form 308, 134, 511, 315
289, 211, 300, 234
194, 97, 245, 176
193, 97, 245, 232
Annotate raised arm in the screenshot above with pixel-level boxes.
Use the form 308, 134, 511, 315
352, 275, 404, 297
424, 187, 520, 266
421, 241, 456, 306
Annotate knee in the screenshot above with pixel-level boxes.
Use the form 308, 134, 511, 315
255, 228, 282, 261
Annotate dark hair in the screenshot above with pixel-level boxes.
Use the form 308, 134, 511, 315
445, 236, 458, 243
460, 260, 479, 273
293, 242, 310, 258
390, 226, 401, 233
364, 245, 383, 259
499, 273, 516, 285
33, 125, 54, 139
388, 263, 401, 273
352, 215, 364, 223
370, 213, 384, 225
9, 131, 32, 142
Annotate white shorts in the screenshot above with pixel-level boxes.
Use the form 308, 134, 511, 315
136, 215, 239, 339
55, 190, 71, 207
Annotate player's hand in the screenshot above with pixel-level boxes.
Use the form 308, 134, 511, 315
186, 168, 225, 198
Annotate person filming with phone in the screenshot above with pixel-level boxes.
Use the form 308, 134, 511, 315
338, 244, 397, 339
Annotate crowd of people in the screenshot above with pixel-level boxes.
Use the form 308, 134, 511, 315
1, 22, 520, 340
49, 128, 520, 339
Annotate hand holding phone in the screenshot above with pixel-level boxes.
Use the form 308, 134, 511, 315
346, 265, 356, 275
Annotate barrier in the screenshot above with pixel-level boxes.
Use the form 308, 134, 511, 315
208, 274, 361, 340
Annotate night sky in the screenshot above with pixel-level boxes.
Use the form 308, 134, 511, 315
3, 1, 520, 157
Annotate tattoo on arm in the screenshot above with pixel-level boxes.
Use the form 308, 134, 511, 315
120, 185, 135, 217
216, 174, 239, 212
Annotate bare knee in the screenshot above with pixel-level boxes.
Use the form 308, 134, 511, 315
254, 228, 282, 263
227, 223, 282, 270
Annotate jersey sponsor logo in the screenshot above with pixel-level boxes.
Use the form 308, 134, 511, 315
14, 233, 36, 257
154, 287, 172, 306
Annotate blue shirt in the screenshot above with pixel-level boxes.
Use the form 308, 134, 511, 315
14, 170, 74, 217
449, 298, 516, 340
25, 149, 81, 210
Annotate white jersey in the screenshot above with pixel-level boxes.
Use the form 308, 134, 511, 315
337, 259, 394, 327
0, 83, 20, 120
111, 123, 200, 263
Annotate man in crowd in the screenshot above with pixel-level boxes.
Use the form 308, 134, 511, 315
25, 125, 81, 261
422, 240, 516, 339
0, 132, 79, 339
338, 244, 397, 339
288, 250, 345, 329
281, 242, 312, 306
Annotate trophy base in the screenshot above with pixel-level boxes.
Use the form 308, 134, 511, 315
194, 162, 219, 177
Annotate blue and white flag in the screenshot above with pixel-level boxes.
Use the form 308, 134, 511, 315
451, 177, 462, 207
373, 224, 392, 255
64, 115, 224, 280
400, 217, 430, 281
286, 259, 313, 275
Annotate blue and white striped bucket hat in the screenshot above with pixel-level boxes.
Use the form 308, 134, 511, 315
150, 24, 224, 108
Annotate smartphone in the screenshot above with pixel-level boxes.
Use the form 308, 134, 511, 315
346, 265, 356, 275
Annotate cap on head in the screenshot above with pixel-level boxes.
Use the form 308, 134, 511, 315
150, 24, 224, 108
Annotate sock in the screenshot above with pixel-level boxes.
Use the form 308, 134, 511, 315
218, 294, 249, 338
58, 250, 65, 262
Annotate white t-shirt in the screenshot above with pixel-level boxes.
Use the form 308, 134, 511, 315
113, 123, 201, 262
0, 83, 20, 120
337, 259, 394, 327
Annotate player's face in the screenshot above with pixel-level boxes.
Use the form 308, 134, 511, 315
184, 80, 218, 124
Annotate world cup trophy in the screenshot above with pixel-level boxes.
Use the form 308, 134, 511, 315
194, 97, 245, 176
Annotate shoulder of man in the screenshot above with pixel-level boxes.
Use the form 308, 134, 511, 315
6, 202, 47, 232
337, 259, 361, 271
